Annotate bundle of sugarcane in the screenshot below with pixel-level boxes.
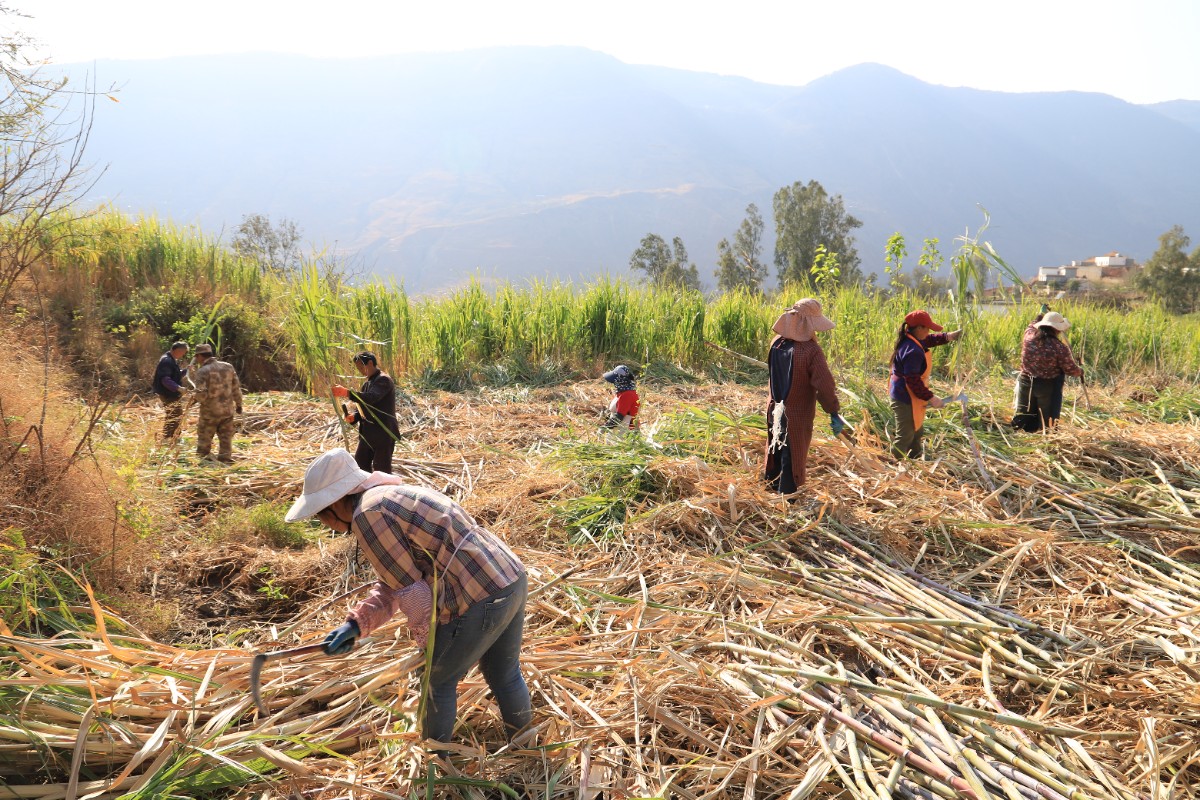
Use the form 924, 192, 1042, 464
0, 613, 424, 796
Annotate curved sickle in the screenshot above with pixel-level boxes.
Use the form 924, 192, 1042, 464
248, 642, 330, 715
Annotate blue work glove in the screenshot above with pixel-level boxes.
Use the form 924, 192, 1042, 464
323, 620, 359, 655
830, 413, 846, 436
1039, 303, 1050, 315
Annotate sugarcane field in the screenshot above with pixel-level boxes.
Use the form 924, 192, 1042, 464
6, 6, 1200, 795
4, 321, 1200, 799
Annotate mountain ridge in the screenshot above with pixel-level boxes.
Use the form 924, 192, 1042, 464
63, 49, 1200, 292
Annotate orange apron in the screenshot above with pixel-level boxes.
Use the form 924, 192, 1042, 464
891, 333, 933, 428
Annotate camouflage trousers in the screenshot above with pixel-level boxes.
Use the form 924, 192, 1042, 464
196, 414, 235, 461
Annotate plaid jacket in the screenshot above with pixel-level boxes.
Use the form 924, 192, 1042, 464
350, 484, 524, 625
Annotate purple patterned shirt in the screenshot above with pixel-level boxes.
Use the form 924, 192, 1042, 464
890, 332, 951, 403
1021, 324, 1082, 380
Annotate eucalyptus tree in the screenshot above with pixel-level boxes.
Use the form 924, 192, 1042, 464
715, 203, 767, 293
772, 180, 862, 288
629, 233, 701, 291
1135, 225, 1200, 314
232, 213, 303, 276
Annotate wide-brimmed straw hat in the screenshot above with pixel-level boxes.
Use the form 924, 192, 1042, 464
772, 298, 835, 342
285, 449, 372, 522
1036, 311, 1071, 331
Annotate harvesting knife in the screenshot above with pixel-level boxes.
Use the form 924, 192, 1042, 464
249, 642, 331, 716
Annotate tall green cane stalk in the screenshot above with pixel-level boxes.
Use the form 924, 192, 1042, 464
948, 208, 1024, 385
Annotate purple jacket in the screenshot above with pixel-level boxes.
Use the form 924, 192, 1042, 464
889, 332, 950, 404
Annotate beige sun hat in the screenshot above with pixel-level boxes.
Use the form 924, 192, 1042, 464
1036, 311, 1071, 332
772, 298, 835, 342
285, 448, 372, 522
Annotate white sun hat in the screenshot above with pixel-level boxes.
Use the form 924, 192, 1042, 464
285, 448, 372, 522
1036, 311, 1071, 332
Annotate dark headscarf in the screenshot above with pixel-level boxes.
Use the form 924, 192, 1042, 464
603, 365, 636, 393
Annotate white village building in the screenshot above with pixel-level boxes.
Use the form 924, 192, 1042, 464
1034, 252, 1139, 289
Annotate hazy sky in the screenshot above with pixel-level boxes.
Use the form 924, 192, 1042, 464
9, 0, 1200, 104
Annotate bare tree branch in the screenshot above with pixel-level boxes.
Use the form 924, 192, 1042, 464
1, 6, 105, 306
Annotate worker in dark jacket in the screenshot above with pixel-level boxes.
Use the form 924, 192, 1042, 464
332, 351, 400, 473
764, 298, 841, 493
152, 342, 190, 440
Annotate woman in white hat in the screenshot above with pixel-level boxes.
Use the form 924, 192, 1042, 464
1012, 307, 1083, 431
764, 298, 842, 493
285, 449, 531, 746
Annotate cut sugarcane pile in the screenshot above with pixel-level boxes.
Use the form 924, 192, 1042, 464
3, 378, 1199, 798
108, 392, 468, 510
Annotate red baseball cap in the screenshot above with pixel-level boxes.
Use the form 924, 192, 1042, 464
904, 310, 943, 331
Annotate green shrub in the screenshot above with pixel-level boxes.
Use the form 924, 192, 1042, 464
247, 503, 308, 549
138, 285, 208, 342
0, 528, 88, 635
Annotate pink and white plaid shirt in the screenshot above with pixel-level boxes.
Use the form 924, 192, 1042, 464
349, 580, 433, 642
345, 484, 524, 636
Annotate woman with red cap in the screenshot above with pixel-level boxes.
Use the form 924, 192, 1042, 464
889, 310, 962, 458
764, 298, 841, 493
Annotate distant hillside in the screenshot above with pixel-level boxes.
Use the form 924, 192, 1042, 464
1147, 99, 1200, 134
66, 49, 1200, 292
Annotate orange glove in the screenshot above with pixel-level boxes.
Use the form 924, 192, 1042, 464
331, 384, 350, 398
344, 414, 356, 424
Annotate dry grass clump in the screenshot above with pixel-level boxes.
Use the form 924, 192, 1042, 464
0, 330, 145, 601
3, 376, 1200, 798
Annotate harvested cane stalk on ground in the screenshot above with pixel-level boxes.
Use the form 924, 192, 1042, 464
3, 380, 1199, 798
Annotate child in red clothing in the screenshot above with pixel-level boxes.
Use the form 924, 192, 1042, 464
602, 365, 640, 430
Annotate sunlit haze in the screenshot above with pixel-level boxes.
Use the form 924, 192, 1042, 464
11, 0, 1200, 104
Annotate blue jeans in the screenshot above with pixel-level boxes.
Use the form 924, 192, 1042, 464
424, 573, 530, 743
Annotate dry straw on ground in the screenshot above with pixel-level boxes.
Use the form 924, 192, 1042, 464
2, 379, 1199, 799
0, 340, 134, 580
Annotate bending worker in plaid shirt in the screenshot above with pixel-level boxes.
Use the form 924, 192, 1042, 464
286, 448, 531, 746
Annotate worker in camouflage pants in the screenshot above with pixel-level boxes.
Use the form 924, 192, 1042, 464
191, 344, 243, 462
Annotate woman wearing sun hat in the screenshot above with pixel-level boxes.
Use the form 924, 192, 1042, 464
764, 298, 841, 493
889, 309, 963, 458
285, 448, 531, 747
1012, 308, 1083, 431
